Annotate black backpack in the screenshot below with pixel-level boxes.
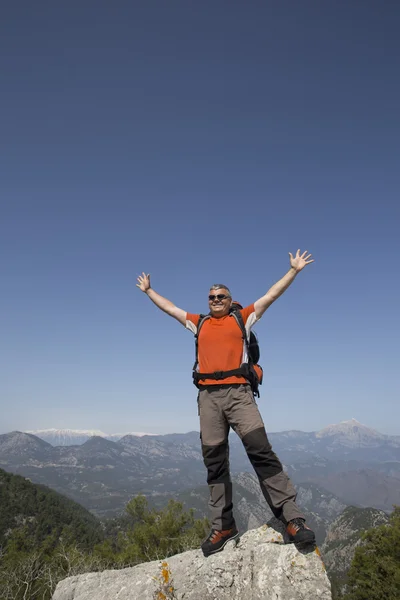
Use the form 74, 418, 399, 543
192, 301, 263, 397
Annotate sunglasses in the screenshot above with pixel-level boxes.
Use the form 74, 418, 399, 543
208, 294, 231, 301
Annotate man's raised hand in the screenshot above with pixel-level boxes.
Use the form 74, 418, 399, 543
289, 250, 314, 273
136, 272, 151, 292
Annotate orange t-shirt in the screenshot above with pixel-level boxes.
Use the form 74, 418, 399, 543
186, 304, 258, 385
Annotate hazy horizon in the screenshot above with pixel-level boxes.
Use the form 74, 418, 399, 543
0, 417, 397, 438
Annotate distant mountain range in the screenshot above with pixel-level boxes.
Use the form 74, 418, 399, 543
0, 419, 399, 528
25, 418, 400, 456
25, 428, 158, 446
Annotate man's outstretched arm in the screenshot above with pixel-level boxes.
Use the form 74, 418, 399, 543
136, 272, 187, 326
254, 250, 314, 319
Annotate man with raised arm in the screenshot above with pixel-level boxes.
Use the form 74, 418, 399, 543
137, 250, 316, 556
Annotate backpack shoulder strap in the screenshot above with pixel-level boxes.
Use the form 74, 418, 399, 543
230, 310, 251, 360
192, 314, 211, 372
231, 309, 246, 333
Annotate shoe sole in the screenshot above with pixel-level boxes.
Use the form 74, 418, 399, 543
202, 532, 240, 557
290, 538, 316, 550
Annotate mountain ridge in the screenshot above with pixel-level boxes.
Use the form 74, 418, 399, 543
21, 419, 399, 447
1, 420, 399, 517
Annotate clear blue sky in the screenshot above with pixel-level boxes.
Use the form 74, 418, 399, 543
1, 1, 399, 436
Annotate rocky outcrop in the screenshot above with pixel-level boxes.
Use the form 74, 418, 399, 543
52, 525, 331, 600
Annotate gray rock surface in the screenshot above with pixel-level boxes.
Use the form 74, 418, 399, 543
52, 525, 331, 600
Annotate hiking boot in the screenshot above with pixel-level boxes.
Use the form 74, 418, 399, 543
201, 526, 239, 557
286, 518, 316, 548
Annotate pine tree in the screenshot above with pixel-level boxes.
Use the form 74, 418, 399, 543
96, 495, 209, 565
343, 506, 400, 600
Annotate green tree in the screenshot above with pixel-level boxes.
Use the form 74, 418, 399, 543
0, 469, 107, 600
0, 530, 110, 600
0, 474, 209, 599
343, 506, 400, 600
100, 495, 209, 566
0, 468, 103, 550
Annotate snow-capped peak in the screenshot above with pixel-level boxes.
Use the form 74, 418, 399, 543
315, 418, 386, 446
27, 428, 108, 437
25, 428, 158, 447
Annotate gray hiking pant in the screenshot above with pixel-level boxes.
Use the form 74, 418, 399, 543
197, 383, 304, 530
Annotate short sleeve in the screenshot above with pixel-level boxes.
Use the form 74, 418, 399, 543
186, 313, 200, 334
240, 303, 258, 330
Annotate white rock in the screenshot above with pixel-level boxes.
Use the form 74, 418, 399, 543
52, 525, 331, 600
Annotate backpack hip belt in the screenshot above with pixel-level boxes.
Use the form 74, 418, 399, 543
193, 364, 250, 383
